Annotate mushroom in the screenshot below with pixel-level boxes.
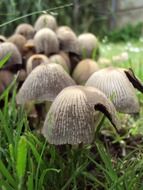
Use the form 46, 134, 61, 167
8, 34, 27, 55
15, 23, 35, 40
49, 54, 70, 73
16, 64, 76, 104
34, 14, 57, 32
72, 59, 99, 85
23, 39, 36, 61
0, 42, 22, 72
86, 67, 143, 113
78, 33, 100, 59
26, 54, 49, 75
56, 26, 81, 73
34, 28, 59, 56
42, 86, 119, 145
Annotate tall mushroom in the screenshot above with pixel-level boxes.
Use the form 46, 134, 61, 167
42, 86, 119, 145
86, 67, 143, 113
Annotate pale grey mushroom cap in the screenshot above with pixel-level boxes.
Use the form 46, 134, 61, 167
78, 33, 99, 58
15, 23, 35, 40
16, 64, 76, 104
34, 14, 57, 32
86, 67, 141, 113
34, 28, 59, 55
26, 54, 49, 75
56, 26, 79, 54
0, 42, 22, 69
72, 59, 99, 85
42, 86, 119, 145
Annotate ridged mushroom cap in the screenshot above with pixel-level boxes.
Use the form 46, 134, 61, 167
0, 70, 14, 94
86, 67, 143, 113
34, 14, 57, 32
15, 23, 35, 40
0, 35, 7, 43
26, 54, 49, 75
42, 86, 119, 145
56, 26, 79, 54
0, 42, 22, 70
78, 33, 99, 59
8, 34, 27, 55
34, 28, 59, 55
72, 59, 99, 85
49, 54, 70, 73
16, 64, 76, 104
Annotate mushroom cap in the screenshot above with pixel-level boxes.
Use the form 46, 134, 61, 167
16, 64, 76, 104
56, 26, 79, 54
42, 86, 119, 145
34, 14, 57, 32
59, 51, 71, 71
0, 42, 22, 70
26, 54, 49, 75
8, 34, 27, 55
34, 28, 59, 55
0, 70, 14, 94
15, 23, 35, 40
0, 35, 7, 43
23, 39, 36, 60
72, 59, 99, 85
49, 54, 70, 73
78, 33, 99, 58
86, 67, 140, 113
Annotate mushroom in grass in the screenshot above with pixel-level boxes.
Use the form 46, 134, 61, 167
86, 67, 143, 113
15, 23, 35, 40
34, 14, 57, 32
8, 34, 27, 55
0, 42, 22, 72
34, 28, 59, 56
49, 54, 70, 73
26, 54, 49, 75
42, 86, 119, 145
23, 39, 36, 61
72, 59, 99, 85
78, 33, 100, 60
16, 64, 76, 104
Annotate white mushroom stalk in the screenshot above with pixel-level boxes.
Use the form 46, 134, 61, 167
42, 86, 119, 145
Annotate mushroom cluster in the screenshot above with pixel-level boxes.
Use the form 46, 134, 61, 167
0, 13, 143, 145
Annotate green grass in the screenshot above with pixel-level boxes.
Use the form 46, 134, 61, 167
0, 41, 143, 190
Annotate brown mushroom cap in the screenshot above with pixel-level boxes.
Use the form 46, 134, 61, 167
15, 23, 35, 40
23, 39, 36, 61
86, 67, 142, 113
72, 59, 99, 85
42, 86, 119, 145
34, 14, 57, 32
56, 26, 79, 54
78, 33, 99, 59
8, 34, 27, 55
0, 42, 22, 71
16, 64, 76, 104
26, 54, 49, 75
34, 28, 59, 56
0, 70, 14, 94
49, 54, 70, 73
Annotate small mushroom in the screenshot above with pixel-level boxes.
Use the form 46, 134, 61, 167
16, 64, 76, 104
78, 33, 100, 59
0, 42, 22, 72
8, 34, 27, 55
34, 28, 59, 56
86, 67, 143, 113
42, 86, 119, 145
72, 59, 99, 85
0, 35, 7, 43
15, 23, 35, 40
26, 54, 49, 75
34, 14, 57, 32
23, 39, 36, 61
49, 54, 69, 73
